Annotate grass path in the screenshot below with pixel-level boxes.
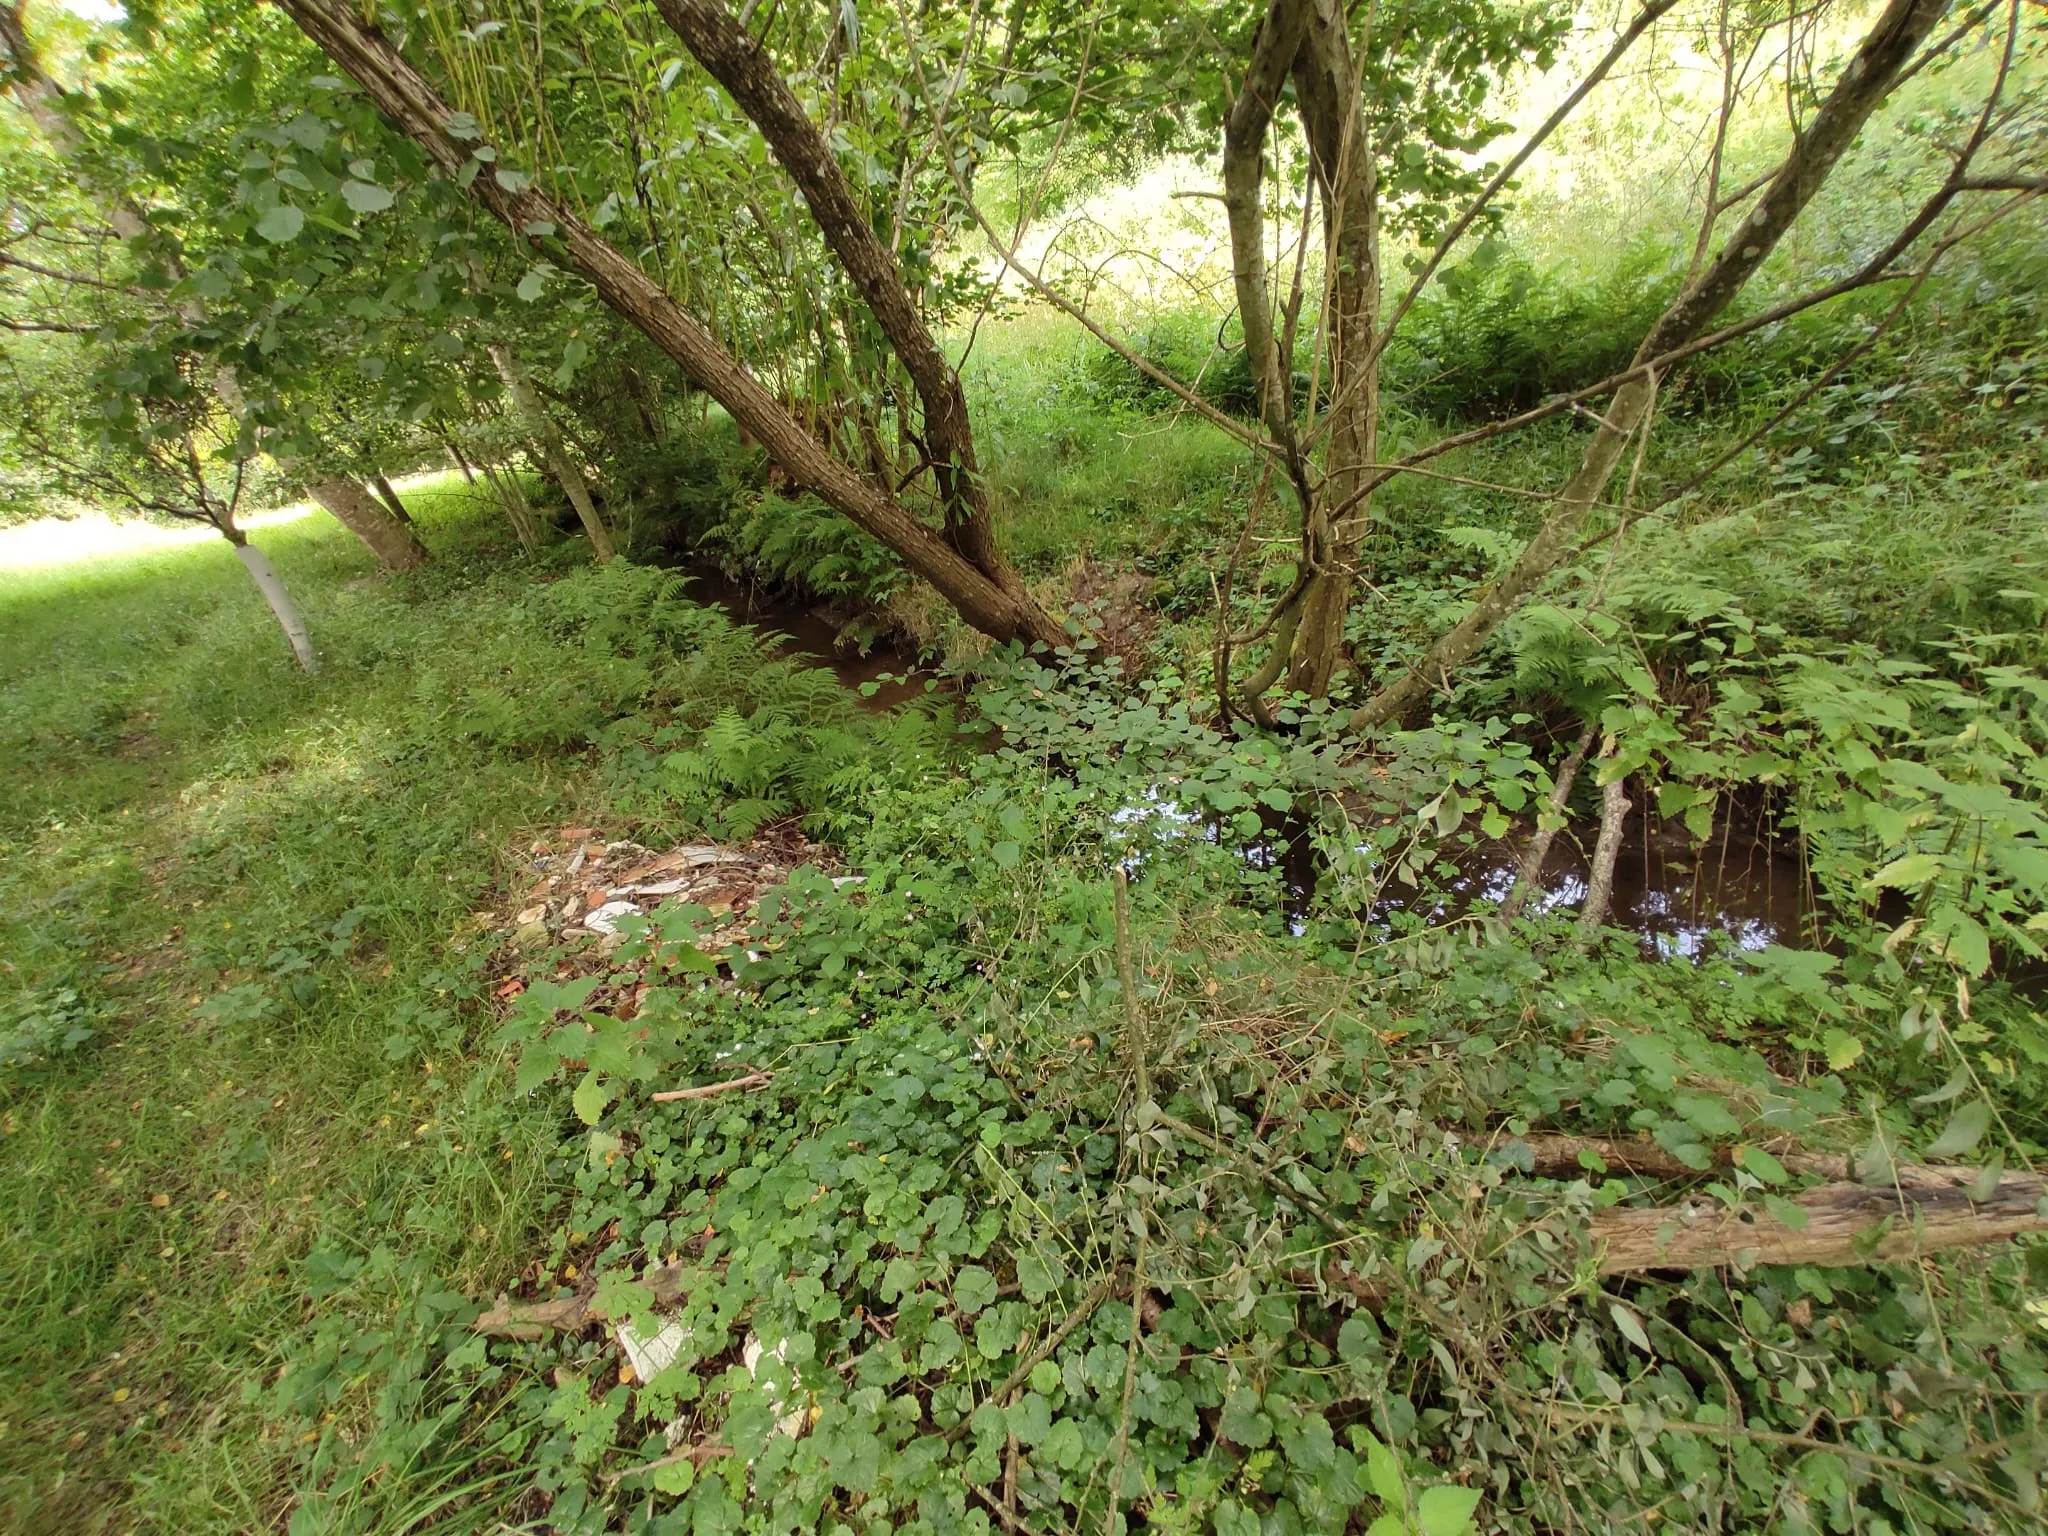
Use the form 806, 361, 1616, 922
0, 485, 581, 1530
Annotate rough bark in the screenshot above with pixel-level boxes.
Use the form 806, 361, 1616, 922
1591, 1169, 2048, 1274
370, 473, 414, 524
1222, 0, 1313, 447
230, 535, 318, 672
1351, 0, 1955, 729
1285, 0, 1380, 696
649, 0, 1025, 594
305, 474, 429, 571
490, 344, 616, 563
271, 0, 1062, 648
1500, 724, 1594, 920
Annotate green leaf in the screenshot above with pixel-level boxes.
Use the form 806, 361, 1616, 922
516, 266, 550, 302
1928, 905, 1991, 975
572, 1070, 610, 1127
953, 1265, 997, 1314
1608, 1301, 1652, 1354
1014, 1251, 1062, 1303
255, 204, 305, 243
652, 1457, 695, 1495
1924, 1099, 1991, 1159
1417, 1485, 1484, 1536
991, 840, 1020, 869
1337, 1314, 1378, 1363
1736, 1145, 1789, 1185
1974, 1151, 2006, 1202
1866, 852, 1943, 891
1359, 1428, 1403, 1502
1912, 1066, 1971, 1105
1821, 1029, 1864, 1071
1671, 1091, 1742, 1138
1219, 1388, 1271, 1449
340, 180, 393, 214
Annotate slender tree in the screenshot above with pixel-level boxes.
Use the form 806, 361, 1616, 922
270, 0, 1065, 647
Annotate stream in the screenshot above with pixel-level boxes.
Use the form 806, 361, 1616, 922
682, 570, 1817, 959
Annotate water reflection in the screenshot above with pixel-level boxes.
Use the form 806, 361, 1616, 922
1224, 801, 1813, 960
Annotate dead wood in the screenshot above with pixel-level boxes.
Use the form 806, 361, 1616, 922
650, 1071, 773, 1103
1591, 1171, 2048, 1274
474, 1261, 692, 1339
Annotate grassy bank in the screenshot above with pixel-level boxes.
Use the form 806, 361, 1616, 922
0, 491, 581, 1528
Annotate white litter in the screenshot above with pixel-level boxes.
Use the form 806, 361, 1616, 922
583, 901, 641, 935
618, 1317, 692, 1383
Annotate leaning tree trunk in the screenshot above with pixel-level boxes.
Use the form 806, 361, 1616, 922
303, 474, 429, 571
1351, 0, 1955, 729
488, 344, 615, 562
226, 532, 318, 672
651, 0, 1019, 587
269, 0, 1063, 648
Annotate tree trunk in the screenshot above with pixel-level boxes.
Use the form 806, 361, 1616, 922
303, 475, 430, 571
441, 436, 478, 484
371, 473, 414, 524
1590, 1169, 2048, 1274
1285, 0, 1380, 696
270, 0, 1063, 649
1350, 0, 1954, 729
1577, 752, 1631, 936
648, 0, 1038, 609
1221, 0, 1312, 450
229, 534, 318, 673
1500, 724, 1594, 921
489, 344, 615, 562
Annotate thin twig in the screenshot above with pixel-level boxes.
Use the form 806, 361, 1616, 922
941, 1271, 1120, 1442
649, 1071, 772, 1103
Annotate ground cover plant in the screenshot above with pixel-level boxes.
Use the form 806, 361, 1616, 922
4, 0, 2048, 1531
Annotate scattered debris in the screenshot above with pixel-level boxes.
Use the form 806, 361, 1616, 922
488, 823, 830, 962
474, 1260, 691, 1339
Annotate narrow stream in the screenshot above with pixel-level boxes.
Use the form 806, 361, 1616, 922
673, 570, 1817, 958
679, 563, 931, 711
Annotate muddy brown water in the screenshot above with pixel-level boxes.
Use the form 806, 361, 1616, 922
679, 563, 931, 711
674, 571, 1817, 957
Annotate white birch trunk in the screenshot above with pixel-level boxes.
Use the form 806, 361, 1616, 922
233, 539, 319, 673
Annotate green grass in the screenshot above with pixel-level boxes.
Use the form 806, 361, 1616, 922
0, 483, 579, 1531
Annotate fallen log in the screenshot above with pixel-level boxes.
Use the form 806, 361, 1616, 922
1514, 1132, 2001, 1191
1590, 1170, 2048, 1274
1516, 1133, 1841, 1182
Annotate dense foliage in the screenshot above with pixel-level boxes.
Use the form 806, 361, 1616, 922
3, 0, 2047, 1531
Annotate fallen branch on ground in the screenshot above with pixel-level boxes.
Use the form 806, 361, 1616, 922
473, 1261, 692, 1339
651, 1071, 773, 1103
1591, 1171, 2048, 1273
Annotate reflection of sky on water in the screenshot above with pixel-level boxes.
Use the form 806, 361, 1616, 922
1112, 784, 1812, 963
